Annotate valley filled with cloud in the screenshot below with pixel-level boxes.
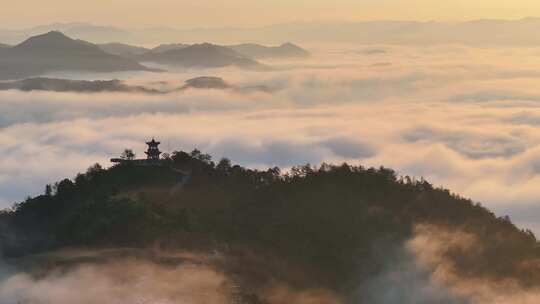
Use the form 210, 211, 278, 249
3, 44, 540, 234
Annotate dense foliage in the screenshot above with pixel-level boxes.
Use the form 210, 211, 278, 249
1, 150, 539, 294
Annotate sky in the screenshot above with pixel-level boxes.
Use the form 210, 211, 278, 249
2, 0, 540, 29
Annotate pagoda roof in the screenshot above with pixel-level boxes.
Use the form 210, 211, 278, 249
146, 138, 160, 145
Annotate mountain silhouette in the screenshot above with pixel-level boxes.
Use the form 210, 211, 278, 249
0, 77, 160, 93
97, 42, 150, 58
9, 20, 540, 46
180, 76, 231, 90
178, 76, 274, 93
0, 31, 150, 80
150, 43, 189, 53
0, 76, 273, 94
103, 41, 308, 62
148, 42, 309, 59
228, 42, 310, 59
138, 43, 262, 68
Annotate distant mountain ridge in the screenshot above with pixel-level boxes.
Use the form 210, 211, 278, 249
0, 77, 159, 93
180, 76, 231, 90
227, 42, 309, 59
99, 42, 309, 60
180, 76, 274, 93
0, 31, 149, 80
150, 43, 189, 53
0, 31, 306, 79
0, 76, 274, 94
0, 22, 131, 45
137, 43, 262, 68
97, 43, 150, 57
6, 20, 540, 46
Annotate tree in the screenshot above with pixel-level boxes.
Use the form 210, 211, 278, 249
190, 149, 202, 159
217, 158, 232, 172
87, 163, 103, 175
45, 184, 53, 196
121, 149, 136, 160
190, 149, 212, 164
54, 179, 75, 196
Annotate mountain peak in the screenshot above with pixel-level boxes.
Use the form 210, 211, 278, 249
15, 31, 78, 50
0, 31, 148, 80
30, 31, 70, 40
280, 42, 301, 49
227, 42, 310, 59
44, 30, 68, 37
190, 42, 219, 48
138, 42, 260, 68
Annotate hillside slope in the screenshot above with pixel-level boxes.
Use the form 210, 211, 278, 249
97, 42, 150, 57
150, 43, 189, 53
1, 150, 539, 303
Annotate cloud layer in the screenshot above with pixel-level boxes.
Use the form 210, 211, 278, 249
2, 45, 540, 235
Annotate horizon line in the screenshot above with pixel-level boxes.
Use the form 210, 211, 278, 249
5, 16, 540, 31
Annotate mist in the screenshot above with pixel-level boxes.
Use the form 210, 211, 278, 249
3, 224, 540, 304
0, 249, 344, 304
2, 45, 540, 236
0, 260, 228, 304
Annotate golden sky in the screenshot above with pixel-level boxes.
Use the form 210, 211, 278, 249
2, 0, 540, 28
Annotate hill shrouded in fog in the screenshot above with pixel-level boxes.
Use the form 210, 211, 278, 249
0, 31, 149, 80
227, 42, 310, 59
137, 43, 262, 69
96, 42, 150, 58
0, 30, 310, 80
0, 77, 160, 94
95, 42, 311, 60
1, 150, 540, 303
0, 76, 274, 94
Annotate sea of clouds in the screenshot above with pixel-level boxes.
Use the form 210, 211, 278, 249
2, 44, 540, 236
2, 225, 540, 304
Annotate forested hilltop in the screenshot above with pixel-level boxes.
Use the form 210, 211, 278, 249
1, 150, 539, 302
